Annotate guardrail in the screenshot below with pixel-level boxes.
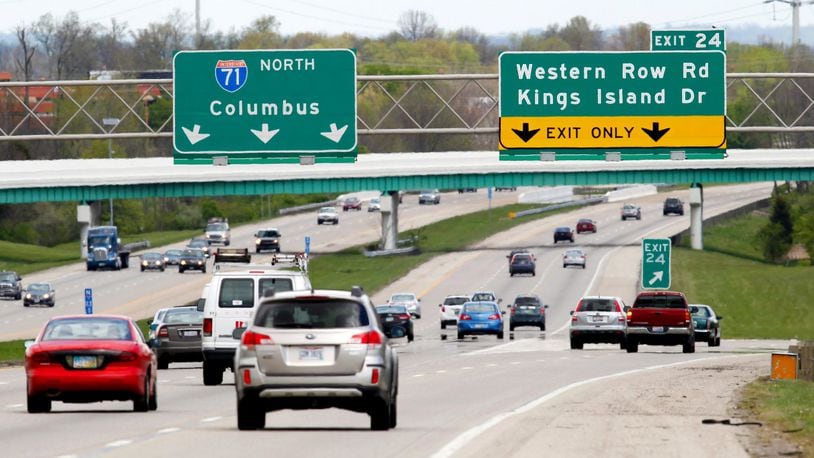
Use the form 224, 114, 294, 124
123, 240, 150, 252
278, 201, 336, 215
510, 197, 607, 219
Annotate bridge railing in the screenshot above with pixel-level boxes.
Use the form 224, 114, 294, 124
1, 73, 814, 142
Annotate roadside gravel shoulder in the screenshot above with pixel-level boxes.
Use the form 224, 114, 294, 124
452, 354, 772, 458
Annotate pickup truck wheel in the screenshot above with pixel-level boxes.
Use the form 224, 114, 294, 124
570, 339, 583, 350
203, 361, 224, 386
497, 331, 504, 340
626, 340, 638, 353
683, 336, 696, 353
457, 332, 464, 340
237, 397, 265, 430
440, 322, 446, 330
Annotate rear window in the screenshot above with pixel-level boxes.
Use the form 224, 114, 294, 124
514, 296, 540, 306
219, 279, 254, 308
512, 255, 532, 263
464, 303, 498, 314
634, 295, 687, 309
376, 305, 407, 314
471, 293, 495, 301
164, 309, 204, 324
259, 278, 293, 296
578, 298, 615, 312
42, 318, 132, 341
444, 297, 469, 306
390, 294, 415, 302
692, 306, 711, 317
255, 299, 370, 329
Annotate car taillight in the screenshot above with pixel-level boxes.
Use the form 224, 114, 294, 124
615, 301, 626, 322
157, 326, 169, 338
459, 314, 472, 321
116, 352, 137, 362
371, 368, 380, 384
398, 314, 411, 320
575, 300, 583, 312
241, 330, 273, 349
350, 330, 383, 346
203, 318, 212, 337
243, 369, 252, 385
684, 310, 691, 324
626, 310, 633, 321
510, 307, 516, 315
488, 313, 500, 320
441, 306, 446, 312
29, 352, 51, 365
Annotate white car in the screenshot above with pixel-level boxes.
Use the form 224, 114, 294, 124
439, 295, 470, 329
563, 248, 587, 269
368, 197, 381, 212
388, 292, 421, 319
317, 207, 339, 225
471, 291, 499, 303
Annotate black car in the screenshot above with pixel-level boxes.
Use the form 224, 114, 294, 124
553, 227, 575, 243
187, 238, 211, 257
178, 249, 207, 273
140, 252, 165, 272
663, 197, 684, 216
509, 294, 547, 331
163, 249, 183, 266
457, 188, 477, 193
509, 253, 536, 276
255, 228, 282, 253
376, 305, 414, 342
22, 282, 55, 307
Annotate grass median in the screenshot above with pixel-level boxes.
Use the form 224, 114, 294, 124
739, 377, 814, 454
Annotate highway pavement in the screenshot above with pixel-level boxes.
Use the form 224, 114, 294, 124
0, 182, 788, 457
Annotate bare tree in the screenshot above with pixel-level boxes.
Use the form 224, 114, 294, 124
14, 26, 36, 81
97, 18, 130, 70
131, 10, 191, 69
32, 12, 97, 79
237, 15, 283, 49
398, 10, 439, 41
560, 16, 602, 50
609, 22, 651, 51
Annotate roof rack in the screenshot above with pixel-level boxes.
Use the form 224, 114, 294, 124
214, 247, 251, 264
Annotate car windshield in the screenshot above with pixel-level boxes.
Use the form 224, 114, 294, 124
578, 298, 615, 312
692, 306, 711, 317
624, 205, 636, 209
566, 250, 584, 257
444, 297, 469, 306
370, 198, 380, 204
87, 235, 113, 245
345, 198, 359, 203
420, 190, 435, 194
143, 253, 161, 260
258, 230, 280, 237
165, 250, 181, 256
42, 317, 132, 341
0, 273, 16, 281
189, 240, 206, 247
27, 283, 51, 293
206, 223, 228, 231
514, 296, 540, 306
163, 309, 204, 324
512, 255, 532, 263
634, 295, 686, 309
390, 294, 415, 302
578, 219, 592, 223
255, 299, 370, 329
555, 227, 570, 232
376, 305, 408, 314
319, 207, 336, 213
182, 249, 204, 259
471, 293, 495, 301
666, 199, 680, 204
464, 303, 497, 314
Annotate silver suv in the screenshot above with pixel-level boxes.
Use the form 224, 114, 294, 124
233, 287, 399, 431
0, 271, 23, 300
569, 295, 628, 350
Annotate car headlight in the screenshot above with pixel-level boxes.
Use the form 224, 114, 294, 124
256, 239, 261, 245
155, 261, 161, 265
181, 260, 187, 265
42, 294, 50, 299
25, 293, 31, 299
197, 261, 203, 265
142, 261, 148, 266
164, 257, 169, 262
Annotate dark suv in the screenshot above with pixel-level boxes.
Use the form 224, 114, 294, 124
0, 271, 22, 300
663, 198, 684, 216
254, 228, 282, 253
509, 294, 547, 331
553, 227, 575, 243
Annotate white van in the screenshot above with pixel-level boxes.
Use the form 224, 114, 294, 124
201, 263, 311, 385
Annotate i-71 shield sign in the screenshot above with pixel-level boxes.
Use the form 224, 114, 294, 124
641, 238, 671, 289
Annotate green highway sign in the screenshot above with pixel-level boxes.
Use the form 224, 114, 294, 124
651, 29, 726, 51
498, 51, 726, 157
173, 49, 357, 163
641, 238, 671, 289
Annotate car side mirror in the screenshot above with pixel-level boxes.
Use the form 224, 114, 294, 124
501, 311, 506, 315
232, 327, 246, 339
690, 306, 698, 313
254, 232, 259, 237
497, 298, 503, 304
147, 319, 153, 325
623, 306, 631, 313
506, 304, 512, 309
569, 310, 574, 316
24, 340, 34, 349
544, 305, 549, 309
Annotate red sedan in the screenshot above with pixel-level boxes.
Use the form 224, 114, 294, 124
25, 315, 157, 413
575, 218, 597, 234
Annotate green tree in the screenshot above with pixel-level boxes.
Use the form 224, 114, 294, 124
758, 190, 794, 262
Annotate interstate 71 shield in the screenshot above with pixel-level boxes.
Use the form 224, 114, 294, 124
214, 59, 248, 93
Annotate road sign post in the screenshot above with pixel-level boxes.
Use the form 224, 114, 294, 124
304, 236, 311, 256
173, 49, 357, 164
641, 238, 671, 289
84, 288, 93, 314
498, 51, 726, 161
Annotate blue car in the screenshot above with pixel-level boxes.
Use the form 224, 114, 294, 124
457, 301, 504, 340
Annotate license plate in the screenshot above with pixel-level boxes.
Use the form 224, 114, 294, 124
72, 355, 98, 369
182, 330, 200, 337
474, 324, 487, 329
651, 326, 665, 333
299, 349, 324, 361
591, 316, 605, 323
385, 317, 394, 322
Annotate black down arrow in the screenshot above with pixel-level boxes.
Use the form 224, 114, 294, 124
512, 122, 540, 143
642, 122, 670, 142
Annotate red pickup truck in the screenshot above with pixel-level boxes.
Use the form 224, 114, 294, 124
625, 291, 695, 353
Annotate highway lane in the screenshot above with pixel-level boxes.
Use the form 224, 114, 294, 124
0, 189, 519, 341
0, 182, 783, 457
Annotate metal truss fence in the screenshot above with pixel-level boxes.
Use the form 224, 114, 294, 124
2, 73, 814, 143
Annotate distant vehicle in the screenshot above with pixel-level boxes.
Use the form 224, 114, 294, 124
569, 296, 628, 350
163, 249, 183, 266
457, 188, 477, 193
690, 304, 723, 347
150, 306, 204, 369
626, 291, 695, 353
471, 291, 499, 303
576, 218, 597, 234
506, 249, 534, 265
205, 220, 231, 246
317, 206, 339, 225
254, 228, 282, 253
621, 204, 642, 220
214, 248, 252, 264
418, 189, 441, 205
495, 187, 517, 192
179, 249, 207, 274
439, 295, 470, 329
563, 249, 587, 269
233, 287, 398, 430
25, 315, 157, 413
553, 227, 575, 243
368, 197, 381, 212
342, 196, 363, 211
187, 238, 211, 257
388, 292, 421, 319
23, 282, 55, 307
509, 294, 547, 331
140, 252, 165, 272
0, 270, 23, 300
376, 304, 414, 342
509, 253, 536, 276
148, 308, 170, 346
457, 301, 504, 340
663, 197, 685, 216
85, 226, 130, 271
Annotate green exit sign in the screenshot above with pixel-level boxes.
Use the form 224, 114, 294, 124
173, 49, 357, 164
651, 29, 726, 51
641, 238, 671, 289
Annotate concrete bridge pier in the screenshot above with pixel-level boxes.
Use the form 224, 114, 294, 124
77, 203, 95, 259
689, 183, 704, 250
381, 191, 400, 250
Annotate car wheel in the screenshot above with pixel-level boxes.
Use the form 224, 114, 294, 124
619, 340, 627, 351
570, 339, 583, 350
27, 392, 51, 413
389, 395, 398, 429
370, 398, 391, 431
203, 361, 224, 386
202, 267, 207, 273
682, 335, 695, 353
440, 322, 446, 330
140, 267, 144, 272
509, 272, 514, 277
440, 334, 447, 340
532, 271, 536, 276
621, 217, 625, 221
509, 324, 515, 331
457, 331, 464, 340
256, 249, 261, 254
237, 397, 266, 430
23, 302, 29, 307
626, 339, 638, 353
317, 221, 322, 225
276, 247, 281, 253
179, 268, 185, 274
637, 215, 641, 220
563, 264, 567, 268
540, 324, 545, 331
48, 302, 55, 308
157, 355, 170, 370
497, 331, 504, 340
415, 314, 421, 320
407, 333, 414, 343
133, 376, 151, 412
148, 379, 158, 411
582, 264, 586, 269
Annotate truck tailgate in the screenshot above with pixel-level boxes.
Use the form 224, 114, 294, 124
628, 308, 688, 327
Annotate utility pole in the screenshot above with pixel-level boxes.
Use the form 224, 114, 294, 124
195, 0, 201, 49
765, 0, 814, 45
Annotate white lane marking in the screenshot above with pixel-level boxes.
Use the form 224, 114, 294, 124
436, 370, 447, 374
201, 416, 222, 423
56, 455, 78, 458
461, 366, 474, 370
0, 381, 9, 385
413, 374, 425, 378
431, 354, 758, 458
106, 440, 132, 448
6, 403, 23, 408
157, 427, 180, 434
185, 376, 196, 380
510, 361, 521, 365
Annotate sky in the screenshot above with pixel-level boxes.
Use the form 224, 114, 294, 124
1, 0, 814, 40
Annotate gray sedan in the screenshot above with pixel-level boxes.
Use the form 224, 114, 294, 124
150, 306, 204, 369
23, 282, 55, 307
